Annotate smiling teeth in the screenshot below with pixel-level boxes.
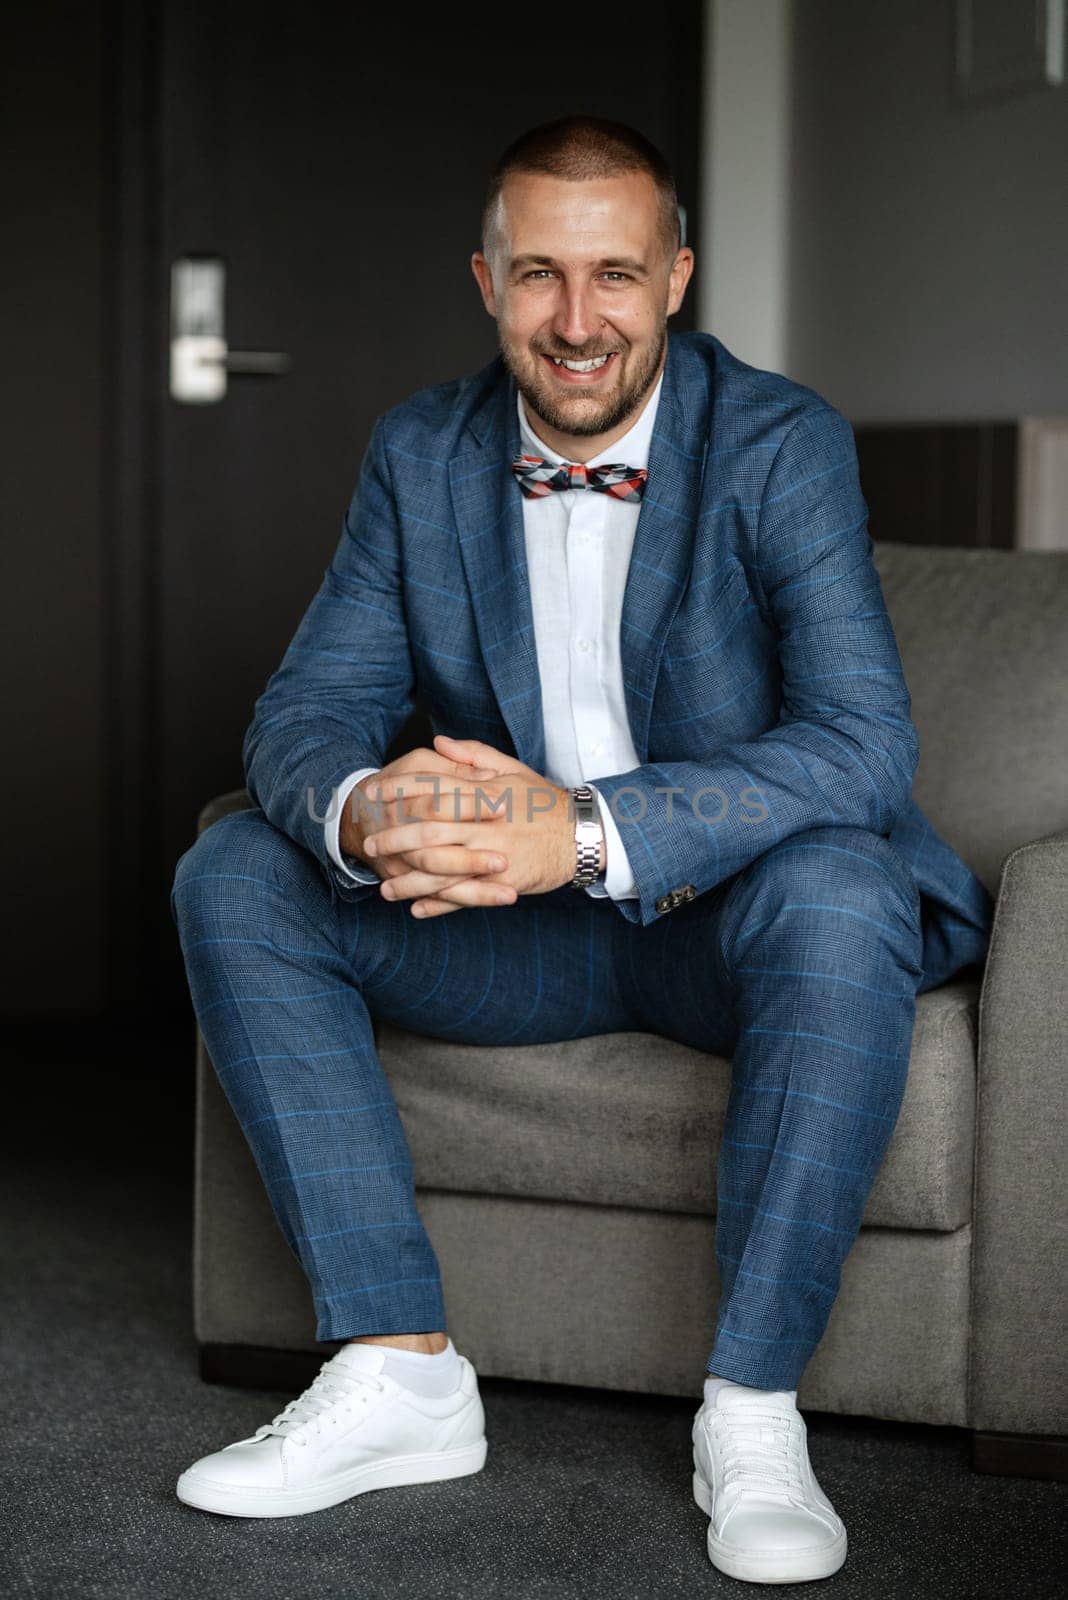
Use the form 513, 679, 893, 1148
551, 355, 611, 371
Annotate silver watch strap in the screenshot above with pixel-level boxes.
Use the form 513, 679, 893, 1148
570, 785, 603, 888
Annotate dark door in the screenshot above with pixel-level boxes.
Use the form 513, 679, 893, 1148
147, 0, 703, 1013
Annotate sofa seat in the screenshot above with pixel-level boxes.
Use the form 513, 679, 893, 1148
378, 975, 980, 1234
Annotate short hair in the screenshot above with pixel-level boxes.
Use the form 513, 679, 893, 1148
480, 114, 681, 262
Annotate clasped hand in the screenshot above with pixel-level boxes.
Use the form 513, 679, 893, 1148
347, 734, 577, 918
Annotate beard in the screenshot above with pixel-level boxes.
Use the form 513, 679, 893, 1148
499, 322, 667, 440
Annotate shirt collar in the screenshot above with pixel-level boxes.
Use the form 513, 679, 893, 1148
517, 368, 664, 471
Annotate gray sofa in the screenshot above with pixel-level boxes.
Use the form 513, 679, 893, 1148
190, 542, 1068, 1482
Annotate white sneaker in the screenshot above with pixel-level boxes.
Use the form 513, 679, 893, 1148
691, 1386, 847, 1583
177, 1342, 487, 1518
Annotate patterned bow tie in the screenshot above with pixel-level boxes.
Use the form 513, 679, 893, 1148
511, 454, 648, 503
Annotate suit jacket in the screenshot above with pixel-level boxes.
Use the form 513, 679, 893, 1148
242, 329, 994, 992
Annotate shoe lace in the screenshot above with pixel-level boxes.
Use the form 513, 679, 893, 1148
254, 1362, 385, 1448
715, 1405, 806, 1499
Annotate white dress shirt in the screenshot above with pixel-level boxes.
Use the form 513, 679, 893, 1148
326, 369, 665, 902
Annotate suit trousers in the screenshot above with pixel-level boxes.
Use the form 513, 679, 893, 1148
171, 805, 925, 1391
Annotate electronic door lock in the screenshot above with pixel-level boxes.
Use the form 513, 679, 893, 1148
169, 256, 290, 403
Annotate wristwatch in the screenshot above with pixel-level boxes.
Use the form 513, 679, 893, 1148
569, 784, 605, 889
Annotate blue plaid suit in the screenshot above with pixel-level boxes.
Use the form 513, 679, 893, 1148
172, 330, 994, 1387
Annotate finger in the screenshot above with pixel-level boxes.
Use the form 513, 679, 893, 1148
369, 776, 499, 810
384, 750, 495, 784
391, 845, 510, 879
404, 857, 524, 913
376, 841, 508, 884
409, 897, 463, 919
382, 869, 516, 906
433, 734, 503, 770
382, 870, 468, 899
410, 890, 513, 919
365, 818, 501, 859
382, 869, 516, 904
422, 788, 504, 823
363, 781, 498, 833
435, 877, 517, 907
440, 752, 500, 779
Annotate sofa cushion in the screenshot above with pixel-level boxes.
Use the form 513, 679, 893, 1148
378, 976, 980, 1233
874, 544, 1068, 900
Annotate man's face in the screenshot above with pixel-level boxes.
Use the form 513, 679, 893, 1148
471, 169, 694, 454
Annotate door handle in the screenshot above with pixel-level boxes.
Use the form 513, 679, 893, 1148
199, 350, 291, 376
169, 256, 291, 403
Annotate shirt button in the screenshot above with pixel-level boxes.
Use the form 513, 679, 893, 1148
576, 637, 592, 652
587, 740, 604, 755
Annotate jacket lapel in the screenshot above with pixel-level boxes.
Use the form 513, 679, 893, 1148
618, 334, 709, 762
448, 372, 547, 775
447, 333, 709, 774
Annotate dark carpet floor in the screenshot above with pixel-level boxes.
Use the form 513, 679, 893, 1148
2, 1025, 1065, 1600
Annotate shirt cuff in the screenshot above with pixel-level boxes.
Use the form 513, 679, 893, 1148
325, 766, 383, 884
585, 783, 639, 900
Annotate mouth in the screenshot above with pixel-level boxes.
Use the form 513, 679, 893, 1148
539, 351, 619, 386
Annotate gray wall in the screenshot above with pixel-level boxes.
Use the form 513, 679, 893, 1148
786, 0, 1068, 421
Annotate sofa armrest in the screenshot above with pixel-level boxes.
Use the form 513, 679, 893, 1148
971, 826, 1068, 1437
196, 789, 254, 836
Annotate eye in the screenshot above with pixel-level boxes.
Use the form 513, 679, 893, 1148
523, 270, 554, 281
602, 272, 631, 282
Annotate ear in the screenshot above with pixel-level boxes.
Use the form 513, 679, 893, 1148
666, 247, 695, 317
470, 251, 498, 318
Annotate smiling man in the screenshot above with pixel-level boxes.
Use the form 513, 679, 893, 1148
171, 116, 993, 1583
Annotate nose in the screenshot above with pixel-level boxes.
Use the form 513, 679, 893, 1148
550, 282, 601, 350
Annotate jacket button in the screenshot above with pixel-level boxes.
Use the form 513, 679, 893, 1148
656, 885, 696, 914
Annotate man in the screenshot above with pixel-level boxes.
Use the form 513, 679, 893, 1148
171, 116, 993, 1582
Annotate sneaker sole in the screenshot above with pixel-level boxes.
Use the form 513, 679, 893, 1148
692, 1469, 847, 1583
177, 1436, 487, 1518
